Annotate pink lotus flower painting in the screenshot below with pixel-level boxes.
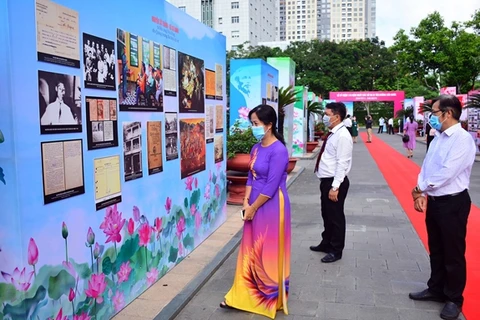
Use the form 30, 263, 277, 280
0, 166, 228, 320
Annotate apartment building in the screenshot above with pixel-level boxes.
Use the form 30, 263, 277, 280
284, 0, 319, 42
278, 0, 375, 42
167, 0, 277, 50
329, 0, 376, 41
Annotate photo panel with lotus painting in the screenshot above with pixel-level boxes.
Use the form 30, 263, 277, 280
180, 118, 206, 178
116, 28, 163, 112
178, 52, 205, 113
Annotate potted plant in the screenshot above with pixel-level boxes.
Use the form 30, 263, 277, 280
305, 100, 324, 152
314, 122, 325, 141
393, 118, 400, 133
227, 121, 257, 171
226, 121, 257, 205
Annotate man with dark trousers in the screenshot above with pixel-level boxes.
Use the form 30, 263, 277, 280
310, 102, 353, 263
410, 95, 476, 320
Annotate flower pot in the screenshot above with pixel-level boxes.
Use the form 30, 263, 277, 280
306, 141, 318, 153
287, 158, 298, 174
227, 171, 248, 205
226, 153, 251, 172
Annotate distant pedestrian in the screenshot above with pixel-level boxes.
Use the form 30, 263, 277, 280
351, 116, 358, 143
410, 95, 476, 320
378, 117, 385, 134
310, 102, 353, 263
403, 114, 418, 158
388, 117, 394, 135
343, 114, 352, 135
365, 115, 373, 143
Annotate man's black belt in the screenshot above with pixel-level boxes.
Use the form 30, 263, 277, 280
427, 189, 467, 201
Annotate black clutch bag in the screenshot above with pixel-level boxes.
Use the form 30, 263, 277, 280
402, 134, 410, 143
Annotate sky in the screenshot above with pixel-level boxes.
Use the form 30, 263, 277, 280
376, 0, 479, 46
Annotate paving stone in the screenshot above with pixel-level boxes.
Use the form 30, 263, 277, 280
173, 134, 471, 320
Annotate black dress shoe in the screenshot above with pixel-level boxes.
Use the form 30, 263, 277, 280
440, 302, 462, 320
309, 244, 330, 253
408, 289, 445, 302
321, 253, 341, 263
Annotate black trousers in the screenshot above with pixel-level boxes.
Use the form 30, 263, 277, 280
377, 126, 383, 133
426, 190, 471, 306
388, 125, 394, 134
319, 177, 349, 256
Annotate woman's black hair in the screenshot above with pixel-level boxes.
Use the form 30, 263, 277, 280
248, 104, 286, 145
408, 114, 414, 123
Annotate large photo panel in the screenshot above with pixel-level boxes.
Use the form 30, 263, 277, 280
116, 29, 163, 112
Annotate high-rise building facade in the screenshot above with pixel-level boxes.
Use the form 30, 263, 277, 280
329, 0, 376, 41
283, 0, 318, 42
167, 0, 277, 50
278, 0, 375, 42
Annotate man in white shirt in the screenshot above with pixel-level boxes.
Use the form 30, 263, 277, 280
378, 117, 385, 134
310, 102, 353, 263
388, 117, 394, 135
40, 82, 77, 125
409, 95, 476, 320
343, 114, 352, 136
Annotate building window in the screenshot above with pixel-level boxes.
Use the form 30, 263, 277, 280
231, 1, 239, 9
231, 30, 240, 38
179, 6, 186, 12
201, 0, 214, 28
218, 17, 223, 24
232, 16, 239, 23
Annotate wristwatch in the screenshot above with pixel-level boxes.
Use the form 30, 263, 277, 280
331, 187, 338, 192
413, 185, 422, 193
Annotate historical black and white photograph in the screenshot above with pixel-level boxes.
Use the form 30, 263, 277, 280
38, 70, 82, 134
83, 33, 116, 90
165, 112, 179, 161
123, 121, 143, 181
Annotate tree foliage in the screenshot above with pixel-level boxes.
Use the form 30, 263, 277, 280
226, 12, 480, 101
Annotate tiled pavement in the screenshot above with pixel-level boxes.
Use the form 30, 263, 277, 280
174, 132, 472, 320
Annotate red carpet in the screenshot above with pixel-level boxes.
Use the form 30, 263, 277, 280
360, 132, 480, 320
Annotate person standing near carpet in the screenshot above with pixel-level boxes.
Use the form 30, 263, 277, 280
365, 115, 373, 143
351, 116, 358, 143
410, 95, 476, 320
310, 102, 353, 263
403, 114, 418, 158
221, 104, 291, 319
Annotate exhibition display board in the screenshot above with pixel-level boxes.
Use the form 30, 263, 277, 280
266, 57, 296, 157
229, 59, 279, 132
292, 86, 308, 157
0, 0, 227, 319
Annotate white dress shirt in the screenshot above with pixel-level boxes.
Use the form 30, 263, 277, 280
343, 118, 352, 127
388, 118, 393, 125
417, 123, 476, 196
40, 100, 76, 125
316, 123, 353, 188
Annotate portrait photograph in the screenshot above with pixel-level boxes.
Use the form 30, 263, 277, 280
83, 33, 116, 90
38, 70, 82, 134
178, 52, 205, 113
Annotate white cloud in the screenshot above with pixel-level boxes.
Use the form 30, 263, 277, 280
377, 0, 478, 46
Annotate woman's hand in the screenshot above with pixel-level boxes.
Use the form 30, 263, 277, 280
243, 205, 257, 221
